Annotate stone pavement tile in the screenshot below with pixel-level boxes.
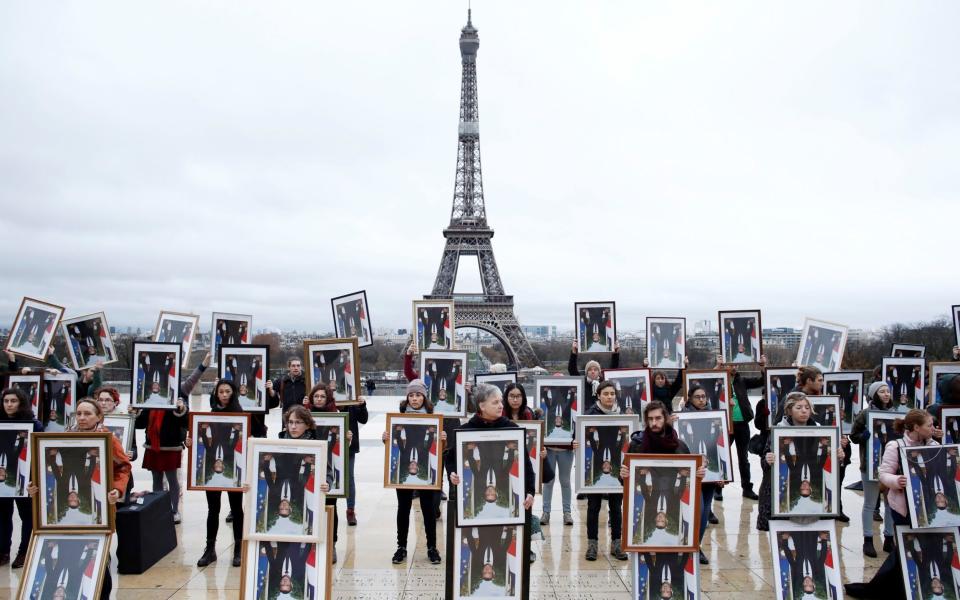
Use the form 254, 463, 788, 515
550, 570, 630, 593
116, 590, 177, 600
334, 568, 408, 591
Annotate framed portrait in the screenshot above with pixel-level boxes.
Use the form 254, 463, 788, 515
646, 317, 686, 370
187, 412, 251, 492
312, 413, 350, 498
32, 432, 114, 532
891, 343, 925, 358
536, 377, 582, 446
682, 370, 731, 428
574, 301, 616, 353
633, 552, 700, 600
622, 453, 702, 553
219, 344, 270, 412
383, 413, 444, 490
474, 372, 518, 395
101, 414, 135, 456
210, 312, 253, 367
0, 422, 33, 497
244, 438, 327, 543
602, 368, 651, 416
516, 421, 543, 494
453, 524, 525, 599
718, 309, 762, 364
5, 297, 64, 361
796, 318, 848, 372
896, 526, 960, 600
153, 311, 199, 367
130, 341, 181, 410
931, 363, 960, 406
771, 426, 839, 519
575, 414, 639, 494
413, 300, 455, 351
60, 312, 117, 369
766, 368, 798, 428
942, 408, 960, 446
18, 532, 111, 600
331, 290, 373, 348
456, 428, 526, 527
420, 350, 469, 417
866, 411, 901, 481
303, 338, 361, 407
7, 373, 44, 417
883, 356, 926, 412
808, 395, 841, 428
901, 443, 960, 528
676, 410, 732, 483
954, 305, 960, 347
823, 372, 863, 434
240, 507, 334, 600
769, 520, 842, 600
42, 372, 76, 433
7, 373, 43, 420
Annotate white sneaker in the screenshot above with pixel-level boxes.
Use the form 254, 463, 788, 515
173, 512, 182, 524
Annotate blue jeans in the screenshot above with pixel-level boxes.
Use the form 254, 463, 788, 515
861, 471, 893, 538
543, 448, 573, 514
699, 483, 717, 544
347, 449, 358, 509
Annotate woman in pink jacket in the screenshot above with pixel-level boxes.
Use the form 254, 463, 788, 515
846, 408, 936, 599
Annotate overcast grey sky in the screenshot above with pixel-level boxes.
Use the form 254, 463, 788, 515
1, 1, 957, 334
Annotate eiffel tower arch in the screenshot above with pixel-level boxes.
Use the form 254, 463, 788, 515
426, 11, 538, 370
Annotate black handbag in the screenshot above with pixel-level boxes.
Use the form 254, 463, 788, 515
748, 433, 766, 456
541, 455, 555, 485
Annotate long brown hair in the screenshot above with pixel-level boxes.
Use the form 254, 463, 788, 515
894, 409, 931, 435
283, 405, 316, 429
307, 384, 337, 412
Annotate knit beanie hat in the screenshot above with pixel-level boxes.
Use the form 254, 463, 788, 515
406, 379, 427, 397
585, 360, 602, 375
866, 381, 887, 403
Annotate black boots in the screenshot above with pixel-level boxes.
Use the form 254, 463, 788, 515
197, 544, 217, 567
232, 544, 242, 567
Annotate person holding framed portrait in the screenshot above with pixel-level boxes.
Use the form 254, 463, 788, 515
568, 340, 620, 411
642, 355, 690, 414
28, 397, 131, 600
575, 381, 630, 562
381, 379, 446, 566
0, 387, 42, 569
848, 382, 896, 557
715, 354, 765, 502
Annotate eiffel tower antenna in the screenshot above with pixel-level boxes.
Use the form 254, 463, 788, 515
426, 9, 539, 369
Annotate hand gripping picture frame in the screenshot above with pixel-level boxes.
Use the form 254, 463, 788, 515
456, 428, 526, 527
244, 438, 327, 543
5, 296, 64, 361
622, 453, 702, 553
575, 414, 640, 494
771, 426, 840, 519
187, 412, 251, 492
331, 290, 373, 348
769, 520, 843, 600
210, 312, 253, 368
536, 377, 582, 446
574, 301, 617, 353
383, 413, 444, 491
32, 431, 115, 532
303, 338, 361, 407
60, 311, 117, 370
676, 410, 733, 484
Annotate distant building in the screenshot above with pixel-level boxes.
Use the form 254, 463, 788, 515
521, 325, 557, 340
763, 328, 801, 347
694, 320, 714, 335
689, 332, 719, 352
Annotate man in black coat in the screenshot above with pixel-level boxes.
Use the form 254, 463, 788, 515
267, 357, 305, 414
717, 355, 762, 501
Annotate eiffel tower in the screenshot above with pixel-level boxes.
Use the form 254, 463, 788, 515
425, 10, 539, 369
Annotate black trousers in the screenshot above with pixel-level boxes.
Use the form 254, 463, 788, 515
205, 490, 244, 544
0, 497, 31, 556
731, 421, 753, 488
326, 497, 338, 543
586, 493, 622, 540
396, 489, 437, 550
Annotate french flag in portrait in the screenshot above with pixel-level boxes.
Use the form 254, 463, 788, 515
823, 453, 834, 509
606, 315, 614, 351
358, 302, 369, 340
951, 545, 960, 592
675, 328, 685, 361
506, 532, 520, 596
429, 438, 438, 483
953, 457, 960, 502
716, 429, 730, 481
830, 336, 842, 371
823, 541, 839, 600
684, 553, 697, 600
717, 381, 727, 413
456, 368, 465, 408
305, 545, 318, 598
509, 456, 522, 511
679, 476, 692, 542
17, 439, 29, 494
443, 313, 452, 346
344, 359, 354, 399
304, 471, 316, 528
915, 376, 924, 407
255, 359, 264, 404
234, 436, 244, 483
79, 553, 97, 600
168, 362, 177, 400
751, 324, 760, 360
91, 458, 104, 524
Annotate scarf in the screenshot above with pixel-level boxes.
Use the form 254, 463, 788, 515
405, 405, 427, 414
638, 425, 680, 453
148, 409, 165, 449
595, 402, 621, 415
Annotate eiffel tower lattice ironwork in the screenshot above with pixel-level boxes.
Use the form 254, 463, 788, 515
426, 10, 539, 369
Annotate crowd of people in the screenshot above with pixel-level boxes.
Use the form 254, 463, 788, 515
1, 338, 959, 598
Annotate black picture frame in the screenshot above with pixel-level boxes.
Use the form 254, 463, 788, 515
331, 290, 373, 348
718, 309, 762, 365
